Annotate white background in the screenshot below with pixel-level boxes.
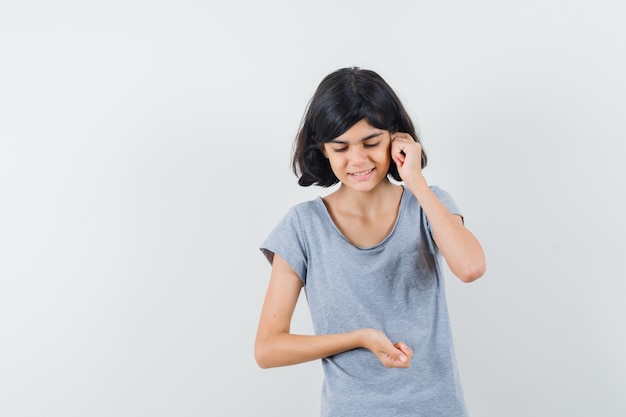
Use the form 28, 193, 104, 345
1, 1, 625, 416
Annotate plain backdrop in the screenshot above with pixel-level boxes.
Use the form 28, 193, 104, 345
1, 1, 625, 416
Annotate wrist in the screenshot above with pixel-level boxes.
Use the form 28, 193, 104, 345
352, 328, 368, 349
354, 327, 377, 350
403, 173, 428, 193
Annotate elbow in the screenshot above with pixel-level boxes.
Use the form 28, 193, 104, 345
456, 259, 486, 283
254, 345, 269, 369
254, 340, 274, 369
255, 356, 271, 370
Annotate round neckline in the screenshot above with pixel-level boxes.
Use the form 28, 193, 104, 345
316, 185, 407, 250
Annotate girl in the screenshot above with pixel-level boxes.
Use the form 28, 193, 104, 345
255, 67, 486, 417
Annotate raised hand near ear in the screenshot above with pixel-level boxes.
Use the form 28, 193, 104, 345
391, 133, 423, 184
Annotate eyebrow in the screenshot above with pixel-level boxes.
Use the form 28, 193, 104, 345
329, 131, 384, 144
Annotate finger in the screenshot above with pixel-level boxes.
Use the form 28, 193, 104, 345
392, 132, 414, 142
391, 151, 405, 167
368, 329, 410, 368
390, 142, 406, 164
392, 138, 416, 156
394, 342, 413, 359
385, 347, 408, 365
382, 355, 408, 368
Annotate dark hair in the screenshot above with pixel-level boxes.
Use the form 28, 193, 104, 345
292, 67, 427, 187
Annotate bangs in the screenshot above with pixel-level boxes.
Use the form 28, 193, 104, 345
311, 95, 398, 144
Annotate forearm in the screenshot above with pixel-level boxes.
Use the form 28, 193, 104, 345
404, 175, 486, 282
255, 330, 363, 369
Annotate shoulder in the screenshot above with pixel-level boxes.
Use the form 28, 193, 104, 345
402, 184, 461, 215
273, 197, 325, 231
402, 184, 453, 202
428, 185, 453, 200
289, 197, 324, 219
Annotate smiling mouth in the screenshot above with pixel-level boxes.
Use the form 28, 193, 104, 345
348, 168, 374, 177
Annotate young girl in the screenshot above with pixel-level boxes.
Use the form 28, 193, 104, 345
255, 67, 486, 417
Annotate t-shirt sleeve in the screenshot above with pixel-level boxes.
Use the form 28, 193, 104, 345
260, 207, 308, 284
430, 185, 463, 220
424, 186, 464, 254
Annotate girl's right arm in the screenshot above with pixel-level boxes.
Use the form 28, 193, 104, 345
254, 254, 412, 369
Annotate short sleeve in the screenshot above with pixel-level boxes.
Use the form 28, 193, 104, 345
422, 186, 464, 255
430, 185, 463, 220
260, 207, 308, 284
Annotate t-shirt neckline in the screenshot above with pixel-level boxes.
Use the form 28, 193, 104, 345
315, 185, 408, 250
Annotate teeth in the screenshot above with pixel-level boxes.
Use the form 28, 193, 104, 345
351, 168, 373, 176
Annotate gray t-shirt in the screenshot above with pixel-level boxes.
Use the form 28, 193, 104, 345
261, 185, 469, 417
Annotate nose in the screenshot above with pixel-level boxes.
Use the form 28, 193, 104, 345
347, 145, 367, 165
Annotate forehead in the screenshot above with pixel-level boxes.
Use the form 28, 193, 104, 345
331, 119, 386, 143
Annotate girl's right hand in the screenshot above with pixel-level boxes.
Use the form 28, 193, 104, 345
360, 328, 413, 368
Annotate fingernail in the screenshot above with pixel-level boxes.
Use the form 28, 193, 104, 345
399, 355, 407, 362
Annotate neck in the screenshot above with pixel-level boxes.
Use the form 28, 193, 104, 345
335, 179, 402, 216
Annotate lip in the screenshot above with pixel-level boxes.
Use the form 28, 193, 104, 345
348, 167, 375, 180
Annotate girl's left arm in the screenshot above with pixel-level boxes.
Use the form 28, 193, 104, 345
392, 134, 486, 283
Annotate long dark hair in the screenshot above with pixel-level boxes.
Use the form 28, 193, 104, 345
292, 67, 427, 187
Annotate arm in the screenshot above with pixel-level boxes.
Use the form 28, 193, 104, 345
254, 253, 413, 368
391, 134, 486, 283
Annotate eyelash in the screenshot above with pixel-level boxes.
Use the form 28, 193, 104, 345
333, 142, 380, 152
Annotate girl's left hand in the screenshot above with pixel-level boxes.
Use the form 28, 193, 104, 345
391, 133, 423, 183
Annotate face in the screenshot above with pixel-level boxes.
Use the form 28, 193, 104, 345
321, 119, 392, 192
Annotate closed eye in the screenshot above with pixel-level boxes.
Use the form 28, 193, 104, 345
364, 141, 381, 148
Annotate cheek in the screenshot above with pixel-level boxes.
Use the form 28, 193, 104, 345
325, 154, 345, 175
379, 148, 392, 172
378, 145, 391, 162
